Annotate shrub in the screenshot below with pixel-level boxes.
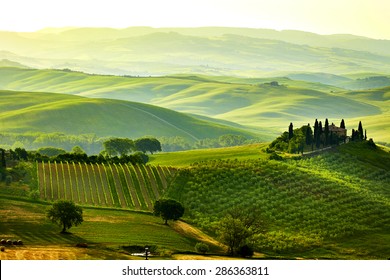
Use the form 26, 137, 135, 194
195, 242, 209, 254
29, 189, 40, 200
367, 138, 376, 148
269, 152, 283, 161
133, 152, 149, 164
5, 175, 12, 186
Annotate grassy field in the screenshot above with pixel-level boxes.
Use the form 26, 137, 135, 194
149, 143, 269, 167
0, 89, 258, 142
1, 67, 388, 142
0, 196, 223, 260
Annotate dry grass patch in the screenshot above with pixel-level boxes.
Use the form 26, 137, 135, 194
172, 220, 225, 252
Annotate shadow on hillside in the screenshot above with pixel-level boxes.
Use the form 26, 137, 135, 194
2, 220, 88, 246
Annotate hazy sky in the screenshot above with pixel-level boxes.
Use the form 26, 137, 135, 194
1, 0, 389, 39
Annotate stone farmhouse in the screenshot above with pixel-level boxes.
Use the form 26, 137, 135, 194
328, 123, 347, 138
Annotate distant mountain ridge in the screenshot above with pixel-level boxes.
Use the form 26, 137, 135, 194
1, 27, 390, 76
34, 26, 390, 56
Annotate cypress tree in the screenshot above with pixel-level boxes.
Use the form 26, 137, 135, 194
0, 149, 6, 168
324, 118, 329, 146
317, 121, 323, 148
314, 119, 319, 149
358, 121, 364, 140
288, 122, 294, 140
340, 119, 345, 129
340, 119, 346, 143
305, 123, 313, 146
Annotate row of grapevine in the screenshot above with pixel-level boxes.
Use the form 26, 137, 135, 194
166, 157, 390, 251
36, 162, 176, 211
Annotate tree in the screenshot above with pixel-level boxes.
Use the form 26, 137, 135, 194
317, 121, 323, 148
288, 123, 294, 140
103, 138, 134, 156
37, 147, 67, 157
218, 134, 247, 147
340, 119, 346, 143
47, 200, 83, 233
153, 199, 184, 225
304, 124, 313, 146
312, 119, 319, 150
14, 148, 28, 160
217, 207, 265, 256
324, 118, 329, 146
358, 121, 364, 141
340, 119, 345, 129
134, 138, 162, 154
0, 149, 6, 169
72, 146, 86, 155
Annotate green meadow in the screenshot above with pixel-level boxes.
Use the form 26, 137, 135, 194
0, 67, 389, 142
0, 196, 220, 259
0, 89, 257, 142
149, 143, 269, 167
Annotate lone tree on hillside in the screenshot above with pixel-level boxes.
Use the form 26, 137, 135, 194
153, 199, 184, 225
217, 206, 266, 256
47, 200, 83, 233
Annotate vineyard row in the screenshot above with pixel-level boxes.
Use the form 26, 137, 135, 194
37, 162, 176, 211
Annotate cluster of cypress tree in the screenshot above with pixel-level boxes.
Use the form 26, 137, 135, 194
351, 121, 367, 141
312, 118, 346, 149
269, 118, 360, 154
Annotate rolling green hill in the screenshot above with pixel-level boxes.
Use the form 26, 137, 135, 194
0, 90, 258, 142
287, 72, 390, 90
1, 67, 387, 142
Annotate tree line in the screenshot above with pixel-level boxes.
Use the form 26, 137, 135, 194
0, 132, 257, 154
